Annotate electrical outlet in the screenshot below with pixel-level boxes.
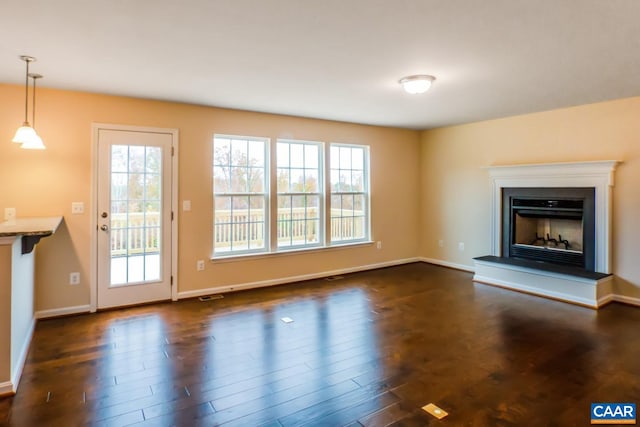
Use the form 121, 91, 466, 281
196, 260, 205, 271
376, 241, 382, 250
4, 207, 16, 221
438, 240, 444, 248
183, 200, 191, 211
71, 202, 84, 214
458, 242, 465, 251
69, 272, 80, 285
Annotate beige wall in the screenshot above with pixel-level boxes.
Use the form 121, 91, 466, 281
419, 96, 640, 300
0, 84, 421, 312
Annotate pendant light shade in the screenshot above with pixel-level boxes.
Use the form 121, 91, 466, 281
12, 125, 38, 143
20, 132, 46, 150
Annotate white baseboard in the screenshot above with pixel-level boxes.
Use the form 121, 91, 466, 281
35, 304, 92, 320
419, 257, 475, 273
612, 294, 640, 307
10, 316, 36, 394
178, 257, 420, 299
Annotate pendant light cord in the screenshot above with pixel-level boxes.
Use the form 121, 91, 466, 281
23, 59, 30, 125
32, 75, 37, 128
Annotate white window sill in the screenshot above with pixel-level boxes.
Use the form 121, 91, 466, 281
210, 241, 374, 263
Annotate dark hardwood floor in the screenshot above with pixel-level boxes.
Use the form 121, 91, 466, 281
1, 262, 639, 426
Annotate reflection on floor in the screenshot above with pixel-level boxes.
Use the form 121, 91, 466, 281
2, 262, 639, 426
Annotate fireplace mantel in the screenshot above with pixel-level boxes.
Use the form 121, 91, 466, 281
487, 160, 619, 273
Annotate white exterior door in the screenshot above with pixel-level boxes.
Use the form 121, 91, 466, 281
96, 127, 175, 309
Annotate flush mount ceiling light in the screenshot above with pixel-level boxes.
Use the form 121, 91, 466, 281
12, 55, 45, 149
399, 74, 436, 94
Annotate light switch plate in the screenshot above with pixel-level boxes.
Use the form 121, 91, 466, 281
71, 202, 84, 214
183, 200, 191, 211
4, 207, 16, 221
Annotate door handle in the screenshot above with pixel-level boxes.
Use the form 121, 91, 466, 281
100, 225, 109, 231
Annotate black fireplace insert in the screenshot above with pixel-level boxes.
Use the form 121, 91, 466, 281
502, 187, 595, 270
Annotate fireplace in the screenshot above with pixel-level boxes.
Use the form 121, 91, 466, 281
502, 187, 595, 270
472, 161, 619, 308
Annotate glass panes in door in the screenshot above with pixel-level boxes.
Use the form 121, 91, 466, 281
110, 144, 162, 286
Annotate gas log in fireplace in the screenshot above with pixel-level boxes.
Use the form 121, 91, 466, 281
502, 187, 595, 271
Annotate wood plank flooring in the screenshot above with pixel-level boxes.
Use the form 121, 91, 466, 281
2, 262, 640, 426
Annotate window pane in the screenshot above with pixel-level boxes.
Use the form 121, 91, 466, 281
145, 174, 161, 200
231, 223, 249, 251
277, 168, 289, 192
352, 171, 364, 192
111, 145, 128, 172
247, 167, 264, 192
277, 143, 289, 166
330, 170, 340, 192
230, 166, 248, 192
215, 196, 231, 222
248, 140, 264, 167
330, 146, 339, 170
290, 144, 304, 168
213, 139, 230, 166
290, 169, 304, 192
339, 147, 351, 169
305, 170, 318, 192
351, 147, 364, 170
231, 139, 247, 166
331, 195, 341, 216
305, 145, 318, 168
129, 146, 145, 173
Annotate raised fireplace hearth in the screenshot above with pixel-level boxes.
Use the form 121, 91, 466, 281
473, 161, 619, 308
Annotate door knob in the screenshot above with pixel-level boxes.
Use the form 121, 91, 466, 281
100, 225, 109, 231
101, 212, 108, 218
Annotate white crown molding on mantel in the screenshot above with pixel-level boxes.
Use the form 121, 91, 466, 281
487, 160, 620, 274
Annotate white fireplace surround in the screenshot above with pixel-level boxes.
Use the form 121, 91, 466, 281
473, 160, 619, 308
488, 160, 619, 273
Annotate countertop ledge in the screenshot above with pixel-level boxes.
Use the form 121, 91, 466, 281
0, 217, 63, 237
0, 217, 63, 254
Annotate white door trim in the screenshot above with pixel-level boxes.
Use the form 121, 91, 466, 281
90, 123, 179, 312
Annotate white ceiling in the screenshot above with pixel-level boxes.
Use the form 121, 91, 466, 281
1, 1, 639, 130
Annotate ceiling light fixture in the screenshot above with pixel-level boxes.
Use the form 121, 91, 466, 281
12, 55, 45, 149
399, 74, 436, 94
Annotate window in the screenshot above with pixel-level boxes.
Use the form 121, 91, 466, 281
330, 144, 369, 243
213, 135, 268, 254
277, 140, 323, 248
212, 135, 370, 257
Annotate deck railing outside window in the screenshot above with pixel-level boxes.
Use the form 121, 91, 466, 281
214, 207, 364, 251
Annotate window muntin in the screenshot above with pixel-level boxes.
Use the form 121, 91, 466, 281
330, 144, 369, 243
276, 140, 323, 248
213, 135, 268, 254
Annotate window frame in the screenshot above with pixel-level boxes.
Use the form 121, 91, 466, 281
275, 139, 325, 250
329, 143, 371, 245
213, 134, 270, 256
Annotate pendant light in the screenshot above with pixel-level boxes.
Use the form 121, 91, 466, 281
21, 73, 46, 150
12, 55, 45, 149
